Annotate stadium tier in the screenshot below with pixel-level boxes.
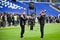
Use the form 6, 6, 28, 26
0, 0, 60, 16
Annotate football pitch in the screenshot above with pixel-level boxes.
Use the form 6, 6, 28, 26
0, 23, 60, 40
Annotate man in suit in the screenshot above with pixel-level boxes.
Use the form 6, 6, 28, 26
20, 12, 27, 38
38, 10, 46, 38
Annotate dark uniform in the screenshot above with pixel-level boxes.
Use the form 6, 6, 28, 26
20, 14, 27, 38
7, 14, 12, 26
38, 12, 45, 38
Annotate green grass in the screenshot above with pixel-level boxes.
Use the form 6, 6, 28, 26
0, 23, 60, 40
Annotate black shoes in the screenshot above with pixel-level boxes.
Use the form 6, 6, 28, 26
21, 35, 23, 38
41, 36, 43, 38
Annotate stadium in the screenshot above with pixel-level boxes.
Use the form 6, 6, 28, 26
0, 0, 60, 40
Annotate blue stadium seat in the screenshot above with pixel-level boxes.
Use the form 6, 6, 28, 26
0, 1, 60, 16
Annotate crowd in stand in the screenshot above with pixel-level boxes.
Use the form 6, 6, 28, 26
45, 15, 60, 23
0, 12, 60, 28
0, 12, 20, 28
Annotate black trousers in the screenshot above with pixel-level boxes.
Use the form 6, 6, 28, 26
30, 25, 33, 30
20, 25, 25, 37
40, 24, 44, 38
30, 22, 34, 30
1, 21, 6, 27
8, 22, 11, 26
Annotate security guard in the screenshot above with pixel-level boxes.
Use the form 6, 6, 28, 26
38, 10, 46, 38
